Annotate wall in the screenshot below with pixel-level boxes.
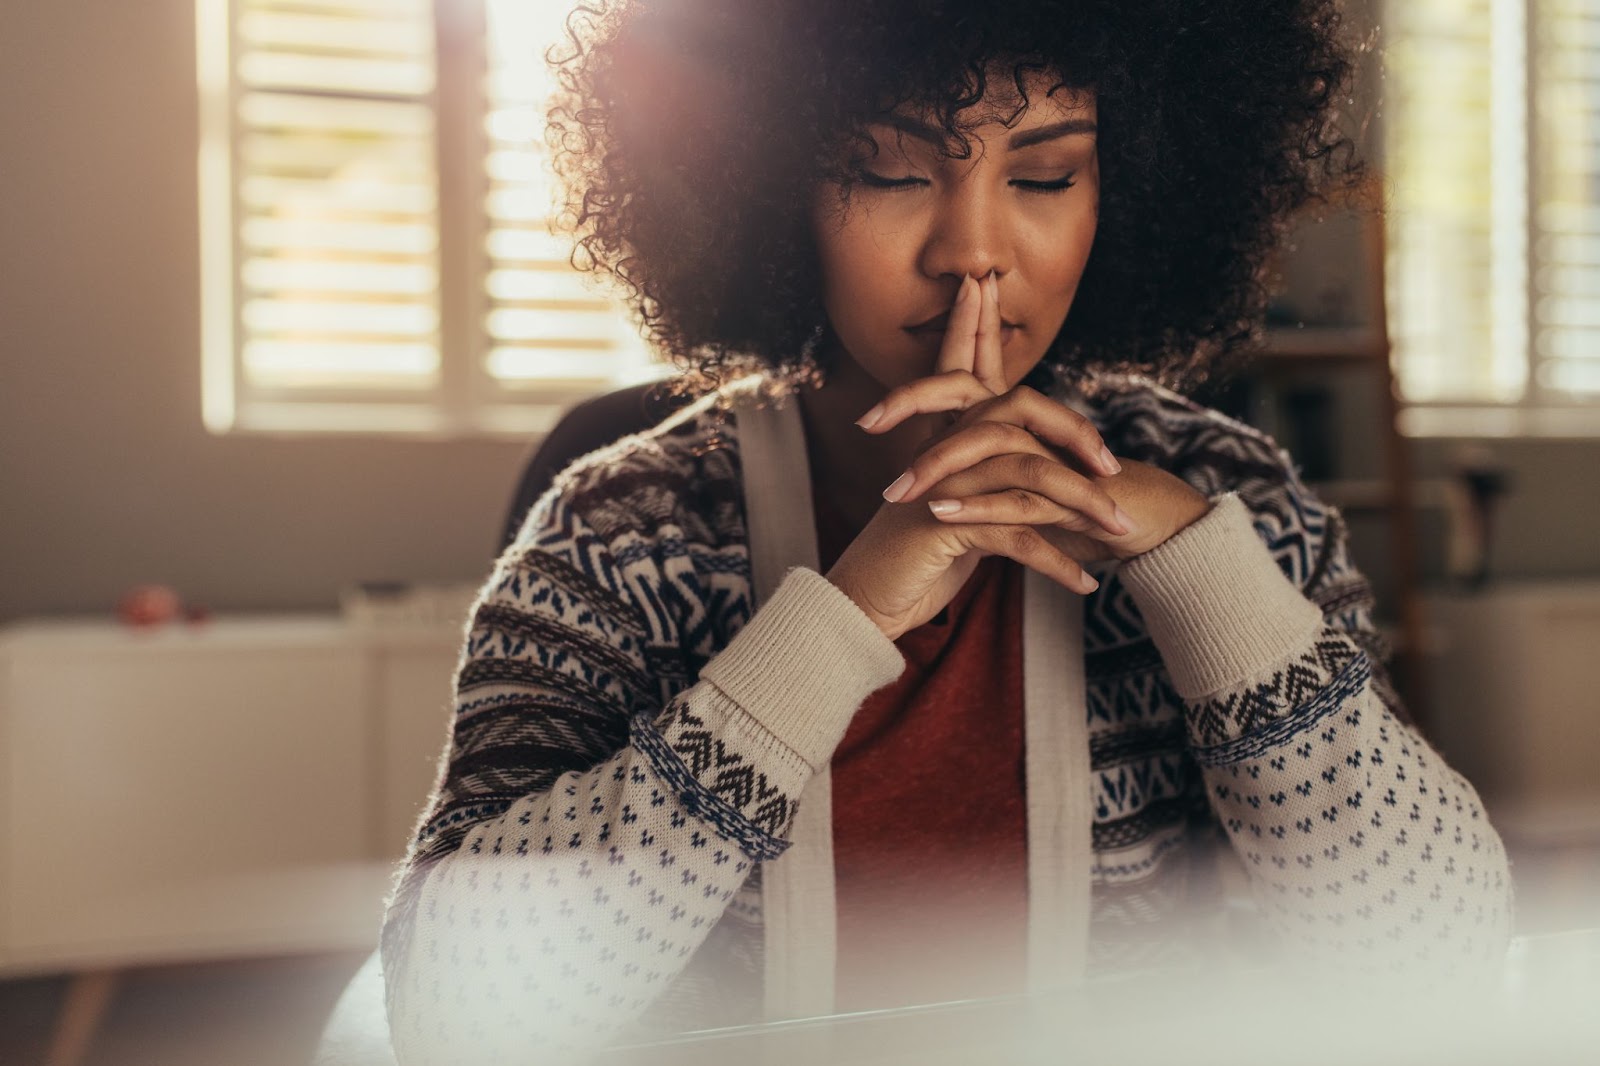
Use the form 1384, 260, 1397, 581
1, 1, 1597, 627
0, 1, 529, 623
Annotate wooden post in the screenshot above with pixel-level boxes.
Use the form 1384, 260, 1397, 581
44, 969, 121, 1066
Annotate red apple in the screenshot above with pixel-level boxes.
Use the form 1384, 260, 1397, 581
118, 584, 182, 628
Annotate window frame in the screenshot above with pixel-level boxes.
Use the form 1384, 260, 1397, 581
197, 0, 666, 441
1388, 0, 1600, 439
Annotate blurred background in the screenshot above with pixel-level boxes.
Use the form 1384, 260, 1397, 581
1, 0, 1597, 1063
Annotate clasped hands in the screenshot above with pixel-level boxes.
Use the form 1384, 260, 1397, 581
823, 270, 1212, 639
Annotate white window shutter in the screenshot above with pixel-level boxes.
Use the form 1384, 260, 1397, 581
1386, 0, 1509, 405
204, 0, 446, 435
201, 0, 664, 437
1388, 0, 1600, 434
477, 0, 661, 413
1532, 0, 1600, 399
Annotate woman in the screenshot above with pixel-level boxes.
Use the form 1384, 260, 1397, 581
381, 1, 1513, 1061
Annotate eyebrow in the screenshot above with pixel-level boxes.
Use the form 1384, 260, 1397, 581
1009, 118, 1099, 149
879, 114, 1098, 150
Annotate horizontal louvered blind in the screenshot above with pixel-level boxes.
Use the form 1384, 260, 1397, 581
201, 0, 664, 435
479, 0, 657, 394
1389, 0, 1600, 432
233, 0, 441, 394
1533, 0, 1600, 398
1386, 0, 1506, 404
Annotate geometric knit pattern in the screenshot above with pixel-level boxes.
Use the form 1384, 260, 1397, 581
649, 698, 801, 842
380, 376, 1514, 1063
1185, 629, 1368, 754
1205, 699, 1511, 972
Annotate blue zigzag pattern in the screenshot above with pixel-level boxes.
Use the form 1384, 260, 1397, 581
1189, 654, 1372, 767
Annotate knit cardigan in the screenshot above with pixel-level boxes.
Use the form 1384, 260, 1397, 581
380, 375, 1513, 1064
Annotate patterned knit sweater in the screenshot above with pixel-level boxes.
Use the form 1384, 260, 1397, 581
380, 379, 1514, 1064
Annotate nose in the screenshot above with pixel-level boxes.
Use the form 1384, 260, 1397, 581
916, 179, 1010, 287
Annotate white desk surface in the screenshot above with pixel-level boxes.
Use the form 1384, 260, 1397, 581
319, 929, 1600, 1066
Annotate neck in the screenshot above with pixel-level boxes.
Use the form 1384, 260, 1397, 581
796, 348, 949, 540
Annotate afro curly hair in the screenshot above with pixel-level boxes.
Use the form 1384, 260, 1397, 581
546, 0, 1368, 396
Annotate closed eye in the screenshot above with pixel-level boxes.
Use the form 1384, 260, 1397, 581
1013, 174, 1078, 194
854, 170, 927, 190
854, 171, 1078, 194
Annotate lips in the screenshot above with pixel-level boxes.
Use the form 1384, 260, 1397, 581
905, 310, 1021, 332
907, 311, 953, 332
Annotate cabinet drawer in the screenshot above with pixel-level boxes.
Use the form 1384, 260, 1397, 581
2, 642, 371, 966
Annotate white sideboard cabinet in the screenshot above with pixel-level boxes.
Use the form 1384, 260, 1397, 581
1423, 581, 1600, 844
0, 615, 462, 977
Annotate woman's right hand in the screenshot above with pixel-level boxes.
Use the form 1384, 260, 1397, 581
826, 471, 1099, 641
824, 272, 1125, 641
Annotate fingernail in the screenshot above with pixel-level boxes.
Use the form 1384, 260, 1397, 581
928, 499, 962, 516
1079, 574, 1100, 595
1099, 445, 1121, 476
882, 471, 914, 503
957, 275, 977, 305
856, 404, 885, 430
985, 272, 998, 300
1112, 505, 1137, 535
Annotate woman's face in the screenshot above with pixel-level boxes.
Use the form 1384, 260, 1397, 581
811, 74, 1099, 393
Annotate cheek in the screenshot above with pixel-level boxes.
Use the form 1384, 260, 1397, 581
1034, 210, 1098, 295
814, 237, 857, 308
813, 211, 903, 322
1014, 230, 1095, 344
1030, 166, 1099, 298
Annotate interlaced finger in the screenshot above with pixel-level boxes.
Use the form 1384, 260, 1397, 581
950, 522, 1098, 596
856, 370, 998, 433
916, 451, 1129, 536
931, 386, 1119, 479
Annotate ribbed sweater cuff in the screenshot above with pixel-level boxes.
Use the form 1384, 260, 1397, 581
698, 567, 905, 771
1119, 493, 1323, 700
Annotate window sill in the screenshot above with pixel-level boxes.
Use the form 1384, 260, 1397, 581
203, 371, 675, 441
1398, 405, 1600, 440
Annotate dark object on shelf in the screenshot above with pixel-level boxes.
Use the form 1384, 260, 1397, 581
1446, 445, 1514, 591
1282, 385, 1338, 482
1189, 370, 1258, 427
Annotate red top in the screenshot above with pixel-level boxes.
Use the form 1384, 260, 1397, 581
814, 490, 1030, 1013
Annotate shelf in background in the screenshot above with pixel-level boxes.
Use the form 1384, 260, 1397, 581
1307, 477, 1454, 512
1256, 327, 1387, 364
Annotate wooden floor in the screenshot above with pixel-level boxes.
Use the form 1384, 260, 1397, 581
0, 951, 369, 1066
0, 844, 1595, 1066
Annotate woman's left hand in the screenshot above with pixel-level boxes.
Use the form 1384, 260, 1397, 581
859, 380, 1212, 563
